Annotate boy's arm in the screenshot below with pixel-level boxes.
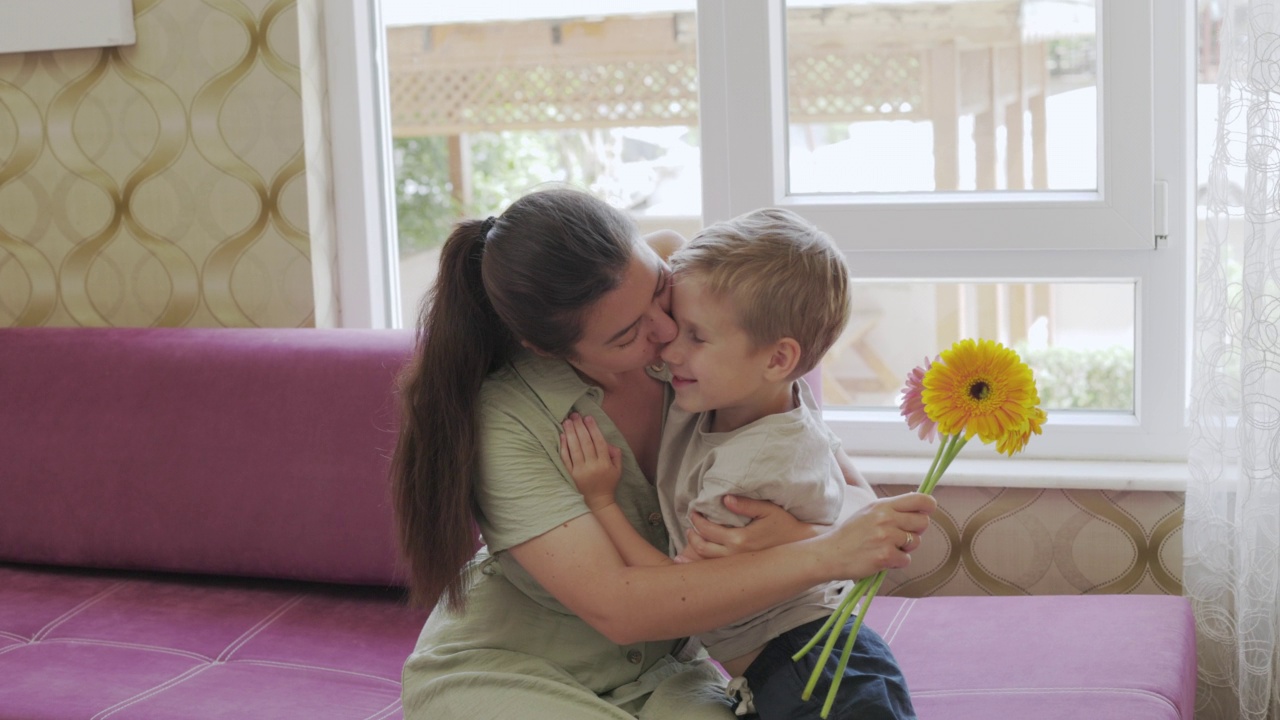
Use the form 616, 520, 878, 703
560, 414, 673, 568
591, 503, 675, 567
834, 448, 877, 507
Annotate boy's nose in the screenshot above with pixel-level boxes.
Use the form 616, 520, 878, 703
660, 338, 681, 365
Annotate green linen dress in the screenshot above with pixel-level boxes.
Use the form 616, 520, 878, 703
401, 351, 735, 719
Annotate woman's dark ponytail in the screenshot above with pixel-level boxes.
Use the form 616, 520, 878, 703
391, 188, 635, 611
392, 219, 514, 610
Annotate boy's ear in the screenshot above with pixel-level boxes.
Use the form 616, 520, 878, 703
763, 338, 802, 381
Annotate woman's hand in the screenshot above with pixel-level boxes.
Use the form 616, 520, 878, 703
684, 491, 935, 580
821, 492, 936, 579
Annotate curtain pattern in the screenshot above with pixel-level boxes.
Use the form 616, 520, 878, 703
1186, 3, 1280, 718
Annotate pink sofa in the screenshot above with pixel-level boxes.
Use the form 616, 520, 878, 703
0, 328, 1196, 719
1, 328, 427, 719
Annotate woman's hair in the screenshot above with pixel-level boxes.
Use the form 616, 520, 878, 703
669, 207, 850, 379
392, 187, 637, 610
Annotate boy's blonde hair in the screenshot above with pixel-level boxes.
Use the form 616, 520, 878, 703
669, 207, 850, 379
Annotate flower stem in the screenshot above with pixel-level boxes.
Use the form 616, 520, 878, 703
796, 431, 970, 710
799, 577, 864, 700
821, 571, 886, 718
918, 434, 950, 493
921, 434, 968, 495
792, 576, 870, 662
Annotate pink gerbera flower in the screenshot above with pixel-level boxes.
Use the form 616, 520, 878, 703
900, 356, 938, 443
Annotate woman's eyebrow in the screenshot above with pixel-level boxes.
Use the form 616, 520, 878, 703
604, 268, 666, 345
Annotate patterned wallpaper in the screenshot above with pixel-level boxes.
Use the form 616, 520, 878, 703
0, 0, 313, 328
876, 484, 1185, 597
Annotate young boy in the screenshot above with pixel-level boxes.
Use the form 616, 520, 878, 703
558, 208, 915, 719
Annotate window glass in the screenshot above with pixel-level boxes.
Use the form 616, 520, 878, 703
384, 9, 702, 321
785, 0, 1097, 194
823, 281, 1134, 412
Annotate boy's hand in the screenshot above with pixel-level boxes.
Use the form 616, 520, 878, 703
673, 541, 704, 564
684, 495, 809, 558
559, 413, 623, 512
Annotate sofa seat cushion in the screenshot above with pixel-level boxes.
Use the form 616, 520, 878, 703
0, 564, 429, 720
865, 594, 1196, 720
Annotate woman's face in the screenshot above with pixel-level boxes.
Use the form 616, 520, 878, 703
567, 242, 676, 382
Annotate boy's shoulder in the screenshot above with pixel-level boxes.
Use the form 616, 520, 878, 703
708, 407, 833, 477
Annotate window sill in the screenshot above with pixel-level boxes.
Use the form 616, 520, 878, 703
856, 455, 1189, 493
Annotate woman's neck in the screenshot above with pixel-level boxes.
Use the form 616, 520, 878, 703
597, 368, 667, 482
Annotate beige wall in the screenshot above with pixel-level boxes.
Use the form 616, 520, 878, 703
0, 0, 312, 328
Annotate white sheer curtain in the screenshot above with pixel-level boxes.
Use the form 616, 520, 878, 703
1186, 3, 1280, 719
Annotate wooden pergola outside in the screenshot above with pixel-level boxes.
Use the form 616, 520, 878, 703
385, 1, 1086, 403
387, 2, 1060, 198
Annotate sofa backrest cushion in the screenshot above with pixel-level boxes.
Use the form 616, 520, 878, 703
0, 328, 415, 587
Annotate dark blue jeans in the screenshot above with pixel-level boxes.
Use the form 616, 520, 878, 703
738, 615, 916, 720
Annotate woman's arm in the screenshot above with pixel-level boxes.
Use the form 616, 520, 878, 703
506, 491, 934, 645
680, 449, 876, 559
590, 504, 674, 567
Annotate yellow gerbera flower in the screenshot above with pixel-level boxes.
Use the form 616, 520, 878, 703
800, 338, 1047, 715
921, 338, 1042, 446
996, 405, 1047, 456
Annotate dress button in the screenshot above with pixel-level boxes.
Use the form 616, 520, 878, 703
627, 650, 643, 664
647, 512, 662, 526
481, 563, 496, 576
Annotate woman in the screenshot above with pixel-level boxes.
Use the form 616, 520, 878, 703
393, 187, 935, 718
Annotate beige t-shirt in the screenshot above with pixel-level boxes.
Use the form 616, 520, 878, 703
656, 378, 854, 663
401, 351, 734, 719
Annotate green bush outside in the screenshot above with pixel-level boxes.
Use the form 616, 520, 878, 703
393, 131, 612, 257
1016, 344, 1134, 411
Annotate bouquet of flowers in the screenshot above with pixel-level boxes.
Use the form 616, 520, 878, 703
796, 338, 1047, 717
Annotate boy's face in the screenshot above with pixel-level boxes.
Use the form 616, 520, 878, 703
660, 275, 776, 416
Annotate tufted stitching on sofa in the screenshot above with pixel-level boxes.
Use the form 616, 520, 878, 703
881, 598, 917, 644
217, 593, 305, 662
33, 582, 126, 641
92, 663, 213, 720
362, 699, 404, 720
237, 659, 402, 686
911, 686, 1181, 714
38, 586, 410, 719
0, 559, 426, 719
86, 594, 316, 718
41, 637, 212, 662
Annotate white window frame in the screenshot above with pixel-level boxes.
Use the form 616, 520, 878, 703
318, 0, 400, 330
697, 0, 1191, 463
325, 0, 1193, 464
699, 0, 1154, 252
